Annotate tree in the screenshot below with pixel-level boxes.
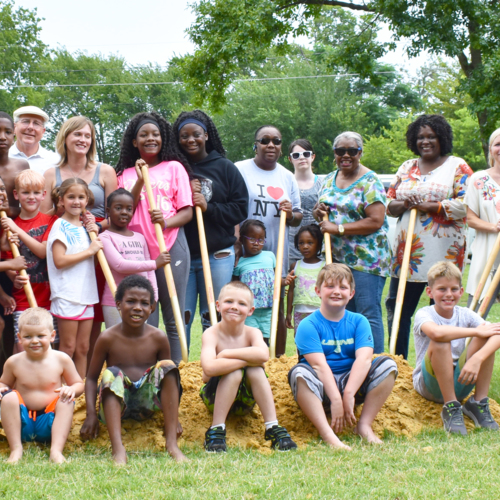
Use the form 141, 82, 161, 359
183, 0, 500, 157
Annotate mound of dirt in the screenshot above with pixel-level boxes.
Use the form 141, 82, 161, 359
2, 354, 499, 454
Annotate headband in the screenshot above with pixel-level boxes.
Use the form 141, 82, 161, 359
134, 119, 160, 137
177, 118, 207, 133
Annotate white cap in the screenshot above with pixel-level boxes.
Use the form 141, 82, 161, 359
13, 106, 49, 123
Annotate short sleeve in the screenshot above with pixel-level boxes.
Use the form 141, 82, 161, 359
233, 260, 242, 277
413, 308, 433, 338
173, 163, 193, 210
353, 315, 374, 350
42, 215, 59, 242
295, 315, 324, 355
463, 171, 483, 214
364, 174, 387, 209
462, 308, 486, 328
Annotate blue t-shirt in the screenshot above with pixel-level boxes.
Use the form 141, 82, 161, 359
295, 309, 373, 374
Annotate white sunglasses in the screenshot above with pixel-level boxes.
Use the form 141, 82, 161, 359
290, 151, 313, 160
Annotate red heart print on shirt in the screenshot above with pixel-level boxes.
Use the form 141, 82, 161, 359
267, 186, 284, 200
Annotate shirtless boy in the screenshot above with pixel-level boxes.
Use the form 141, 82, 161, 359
200, 281, 297, 452
0, 307, 83, 463
80, 275, 186, 464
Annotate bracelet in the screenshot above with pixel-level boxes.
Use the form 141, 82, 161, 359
437, 202, 442, 214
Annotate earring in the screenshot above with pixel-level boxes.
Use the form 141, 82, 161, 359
252, 144, 257, 152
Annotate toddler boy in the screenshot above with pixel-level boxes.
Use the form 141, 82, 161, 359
200, 281, 297, 452
288, 263, 397, 448
0, 307, 83, 463
413, 261, 500, 434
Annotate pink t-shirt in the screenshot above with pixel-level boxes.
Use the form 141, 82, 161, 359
100, 230, 159, 307
117, 161, 193, 258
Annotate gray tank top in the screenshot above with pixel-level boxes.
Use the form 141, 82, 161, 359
55, 163, 106, 218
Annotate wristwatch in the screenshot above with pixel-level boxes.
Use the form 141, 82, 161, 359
338, 224, 345, 236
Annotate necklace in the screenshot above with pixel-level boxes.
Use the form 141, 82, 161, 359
66, 163, 88, 179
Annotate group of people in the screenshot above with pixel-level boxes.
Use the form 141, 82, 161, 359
0, 105, 500, 464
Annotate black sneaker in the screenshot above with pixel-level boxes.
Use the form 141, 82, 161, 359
463, 397, 499, 430
204, 426, 227, 452
264, 425, 298, 451
441, 400, 467, 435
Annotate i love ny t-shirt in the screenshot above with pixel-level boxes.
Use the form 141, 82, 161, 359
236, 159, 301, 275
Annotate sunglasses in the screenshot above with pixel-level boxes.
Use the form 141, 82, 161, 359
334, 147, 362, 157
290, 151, 313, 160
242, 235, 266, 245
255, 138, 282, 146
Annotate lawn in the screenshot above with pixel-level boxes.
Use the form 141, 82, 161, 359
2, 265, 500, 499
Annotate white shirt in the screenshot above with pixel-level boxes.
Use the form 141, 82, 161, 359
9, 142, 60, 175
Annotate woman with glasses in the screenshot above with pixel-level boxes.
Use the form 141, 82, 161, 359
313, 131, 391, 354
288, 139, 325, 266
173, 110, 248, 348
385, 115, 472, 358
236, 125, 302, 356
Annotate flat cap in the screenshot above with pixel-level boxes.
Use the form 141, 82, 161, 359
13, 106, 49, 123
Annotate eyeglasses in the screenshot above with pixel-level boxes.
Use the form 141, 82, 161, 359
242, 235, 266, 245
290, 151, 313, 160
334, 147, 361, 157
18, 118, 44, 129
255, 138, 282, 146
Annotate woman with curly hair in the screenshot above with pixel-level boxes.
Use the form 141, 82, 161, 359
173, 110, 248, 347
115, 112, 193, 364
464, 127, 500, 318
385, 114, 473, 358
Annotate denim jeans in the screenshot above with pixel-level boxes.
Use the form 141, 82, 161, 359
185, 246, 235, 348
386, 278, 431, 359
346, 269, 386, 354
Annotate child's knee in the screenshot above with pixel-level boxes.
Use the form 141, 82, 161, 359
246, 366, 265, 381
428, 339, 452, 359
223, 369, 243, 384
1, 391, 20, 409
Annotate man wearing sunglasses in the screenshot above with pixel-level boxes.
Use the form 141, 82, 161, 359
236, 125, 302, 356
9, 106, 60, 175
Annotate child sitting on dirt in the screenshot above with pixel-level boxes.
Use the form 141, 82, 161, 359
0, 307, 83, 463
413, 261, 500, 435
288, 263, 397, 449
200, 281, 297, 452
79, 275, 186, 464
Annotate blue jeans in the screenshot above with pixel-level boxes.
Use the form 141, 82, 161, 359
346, 269, 386, 354
185, 246, 235, 348
386, 278, 431, 359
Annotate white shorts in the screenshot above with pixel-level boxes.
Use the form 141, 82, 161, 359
50, 298, 94, 321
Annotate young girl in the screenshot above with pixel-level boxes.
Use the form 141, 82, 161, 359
115, 112, 193, 364
285, 224, 324, 335
99, 188, 170, 328
232, 219, 286, 344
47, 178, 102, 377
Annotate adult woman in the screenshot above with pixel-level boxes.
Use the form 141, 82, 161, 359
173, 110, 249, 346
386, 115, 472, 358
314, 131, 391, 354
464, 128, 500, 318
288, 139, 324, 265
236, 125, 302, 356
42, 116, 117, 363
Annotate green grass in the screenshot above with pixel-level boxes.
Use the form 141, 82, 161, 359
3, 264, 500, 499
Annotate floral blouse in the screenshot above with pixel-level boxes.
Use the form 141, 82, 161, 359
318, 170, 392, 277
387, 156, 472, 282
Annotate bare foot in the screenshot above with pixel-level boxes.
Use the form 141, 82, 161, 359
49, 451, 66, 464
354, 423, 383, 444
7, 448, 23, 464
177, 420, 183, 439
112, 446, 127, 465
324, 435, 352, 451
167, 444, 189, 462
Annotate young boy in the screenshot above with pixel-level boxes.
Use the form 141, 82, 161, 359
0, 307, 83, 463
288, 263, 397, 449
200, 281, 297, 452
413, 261, 500, 435
1, 170, 58, 353
80, 275, 186, 464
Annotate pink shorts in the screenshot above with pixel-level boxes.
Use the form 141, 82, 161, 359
50, 298, 94, 321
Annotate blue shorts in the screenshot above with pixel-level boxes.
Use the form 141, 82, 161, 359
245, 308, 272, 338
5, 390, 58, 443
420, 347, 474, 403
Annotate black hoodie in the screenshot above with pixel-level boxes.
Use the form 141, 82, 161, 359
185, 150, 249, 259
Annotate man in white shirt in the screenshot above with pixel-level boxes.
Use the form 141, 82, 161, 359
9, 106, 60, 175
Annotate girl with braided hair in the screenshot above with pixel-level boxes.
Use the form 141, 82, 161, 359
116, 112, 193, 364
173, 110, 248, 347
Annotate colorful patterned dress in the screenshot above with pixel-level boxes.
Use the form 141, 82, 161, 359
387, 156, 473, 282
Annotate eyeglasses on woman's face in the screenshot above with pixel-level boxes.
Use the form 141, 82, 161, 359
290, 151, 313, 160
333, 147, 362, 157
255, 138, 282, 146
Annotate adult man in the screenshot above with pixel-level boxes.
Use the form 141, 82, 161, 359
9, 106, 60, 175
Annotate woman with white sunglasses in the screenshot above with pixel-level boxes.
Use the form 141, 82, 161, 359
288, 139, 325, 266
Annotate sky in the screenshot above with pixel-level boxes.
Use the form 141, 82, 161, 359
14, 0, 430, 74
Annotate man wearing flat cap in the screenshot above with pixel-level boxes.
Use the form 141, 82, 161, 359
9, 105, 60, 175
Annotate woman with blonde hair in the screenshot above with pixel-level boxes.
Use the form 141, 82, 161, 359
464, 127, 500, 318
